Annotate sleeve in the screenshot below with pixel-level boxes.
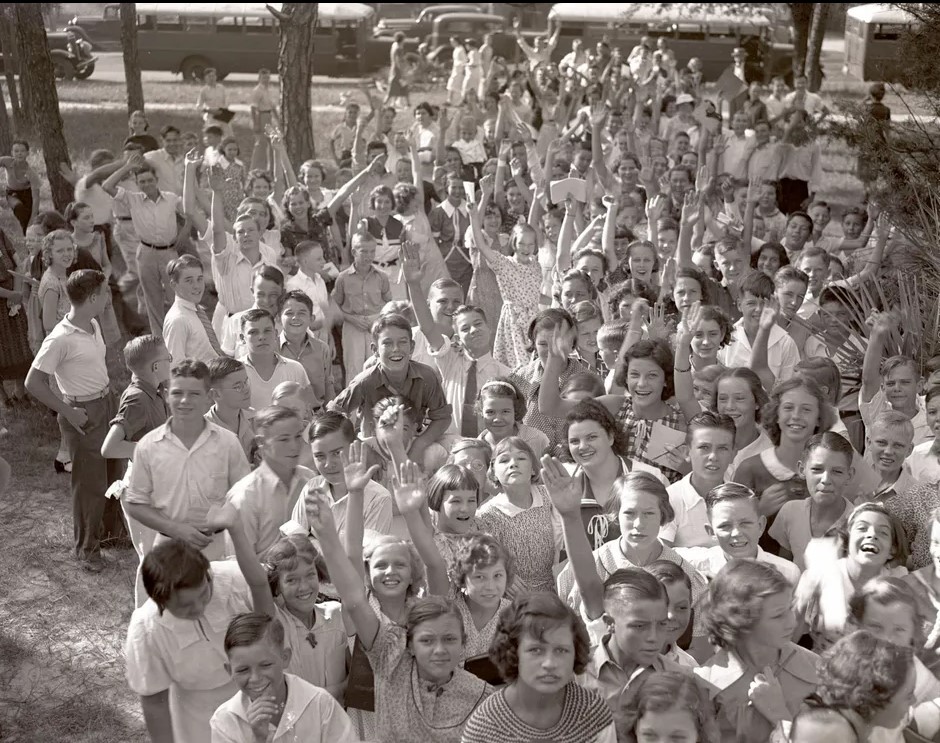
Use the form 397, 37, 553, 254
124, 615, 173, 696
332, 273, 347, 309
776, 335, 801, 382
859, 389, 885, 428
290, 483, 311, 532
363, 487, 394, 535
327, 376, 362, 415
31, 333, 65, 375
125, 441, 155, 505
112, 186, 131, 210
422, 372, 453, 422
659, 513, 679, 543
428, 208, 444, 238
593, 723, 618, 743
227, 438, 251, 488
768, 502, 792, 550
315, 692, 359, 743
162, 314, 188, 365
209, 707, 242, 743
220, 320, 238, 358
380, 271, 392, 303
112, 391, 150, 442
363, 622, 409, 679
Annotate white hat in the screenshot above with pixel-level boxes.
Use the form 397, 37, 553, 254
676, 93, 695, 106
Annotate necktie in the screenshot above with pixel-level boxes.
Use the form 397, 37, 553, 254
196, 304, 225, 357
461, 359, 478, 437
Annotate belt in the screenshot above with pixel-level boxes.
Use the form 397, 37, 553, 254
64, 387, 110, 404
116, 216, 133, 222
159, 528, 225, 538
374, 259, 398, 268
140, 240, 174, 250
258, 110, 274, 114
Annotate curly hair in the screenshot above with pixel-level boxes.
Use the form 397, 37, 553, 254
426, 464, 480, 513
562, 399, 631, 462
848, 577, 924, 648
363, 535, 426, 599
761, 375, 835, 447
615, 671, 722, 743
260, 534, 330, 599
41, 228, 74, 268
693, 304, 733, 348
701, 559, 792, 649
614, 339, 675, 399
608, 471, 674, 524
816, 630, 913, 723
475, 378, 526, 423
489, 592, 591, 682
608, 279, 657, 318
453, 532, 515, 592
281, 185, 315, 226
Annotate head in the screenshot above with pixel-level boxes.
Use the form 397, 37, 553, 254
142, 540, 212, 618
489, 436, 540, 491
798, 246, 830, 294
737, 272, 775, 330
564, 400, 629, 469
763, 376, 834, 447
223, 613, 290, 700
795, 356, 842, 405
879, 356, 922, 412
271, 381, 313, 425
615, 339, 674, 403
570, 300, 603, 359
600, 568, 669, 668
64, 201, 95, 235
365, 535, 425, 602
307, 411, 355, 486
753, 242, 789, 278
839, 502, 909, 571
427, 277, 464, 325
167, 254, 205, 305
774, 266, 809, 319
476, 379, 525, 444
849, 577, 922, 650
203, 125, 223, 149
370, 313, 414, 373
447, 438, 492, 493
167, 360, 212, 423
713, 240, 747, 285
123, 335, 171, 387
261, 535, 329, 617
372, 396, 421, 451
800, 432, 855, 504
841, 206, 868, 241
646, 561, 694, 650
784, 212, 813, 248
207, 356, 251, 411
702, 483, 765, 560
615, 671, 720, 743
689, 305, 732, 362
612, 472, 674, 554
597, 322, 628, 371
454, 533, 513, 612
527, 308, 575, 367
610, 279, 656, 322
692, 365, 723, 411
714, 367, 768, 434
351, 233, 377, 271
134, 164, 159, 198
490, 592, 591, 696
672, 267, 708, 315
249, 265, 284, 316
239, 308, 277, 358
808, 200, 831, 234
561, 372, 606, 402
42, 229, 76, 271
404, 597, 466, 685
686, 411, 737, 484
426, 464, 481, 536
253, 405, 305, 472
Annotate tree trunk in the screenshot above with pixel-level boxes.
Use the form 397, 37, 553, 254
805, 3, 830, 92
13, 4, 73, 210
120, 3, 145, 113
788, 2, 814, 76
273, 3, 317, 166
0, 10, 24, 132
0, 80, 12, 155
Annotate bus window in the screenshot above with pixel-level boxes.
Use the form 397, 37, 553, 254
243, 16, 276, 33
213, 16, 242, 32
873, 23, 905, 40
647, 23, 675, 39
155, 14, 183, 30
674, 23, 706, 41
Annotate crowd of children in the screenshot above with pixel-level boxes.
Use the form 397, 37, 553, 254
3, 23, 940, 743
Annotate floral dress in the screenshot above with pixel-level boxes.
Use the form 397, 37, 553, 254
218, 157, 246, 222
486, 250, 542, 369
615, 396, 687, 484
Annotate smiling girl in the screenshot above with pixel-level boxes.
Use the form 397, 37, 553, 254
476, 379, 550, 455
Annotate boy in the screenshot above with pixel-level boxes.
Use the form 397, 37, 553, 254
206, 356, 257, 460
907, 387, 940, 484
707, 240, 746, 322
403, 243, 507, 437
222, 264, 285, 358
719, 271, 799, 382
333, 231, 390, 377
26, 269, 125, 572
211, 613, 357, 742
674, 482, 801, 584
428, 172, 474, 293
240, 308, 309, 411
795, 246, 830, 320
279, 290, 333, 410
285, 240, 329, 345
202, 124, 224, 166
411, 277, 465, 369
329, 313, 452, 463
163, 254, 223, 363
866, 411, 921, 511
755, 180, 787, 242
773, 265, 811, 351
330, 102, 360, 164
660, 411, 737, 549
124, 359, 250, 560
860, 310, 932, 446
225, 406, 313, 558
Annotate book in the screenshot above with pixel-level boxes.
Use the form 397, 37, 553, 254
550, 177, 587, 203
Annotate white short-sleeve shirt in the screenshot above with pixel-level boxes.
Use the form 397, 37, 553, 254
31, 317, 109, 397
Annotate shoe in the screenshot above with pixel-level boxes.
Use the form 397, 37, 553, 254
54, 458, 72, 474
79, 553, 105, 573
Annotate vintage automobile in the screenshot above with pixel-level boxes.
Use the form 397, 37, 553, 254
0, 29, 97, 80
373, 4, 486, 39
66, 4, 123, 51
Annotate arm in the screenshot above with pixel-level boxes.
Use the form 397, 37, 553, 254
843, 214, 889, 288
393, 461, 450, 596
672, 314, 699, 420
41, 286, 61, 335
140, 691, 174, 743
183, 152, 209, 235
591, 113, 614, 191
401, 241, 445, 352
324, 159, 377, 216
537, 327, 580, 417
676, 193, 697, 269
101, 423, 138, 460
210, 179, 228, 255
602, 195, 620, 271
25, 367, 86, 432
222, 509, 276, 617
750, 306, 778, 391
860, 311, 894, 405
102, 158, 139, 197
83, 159, 125, 188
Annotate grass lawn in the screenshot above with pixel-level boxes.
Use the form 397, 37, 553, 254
0, 79, 866, 741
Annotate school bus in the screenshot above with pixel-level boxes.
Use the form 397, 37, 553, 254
134, 2, 386, 80
844, 3, 915, 83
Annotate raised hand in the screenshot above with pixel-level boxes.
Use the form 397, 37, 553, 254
208, 164, 227, 193
680, 191, 700, 226
304, 477, 337, 537
547, 325, 573, 361
590, 102, 609, 129
746, 178, 761, 205
866, 200, 882, 223
647, 302, 671, 341
184, 148, 204, 167
400, 240, 423, 284
392, 460, 427, 515
342, 440, 380, 493
759, 303, 779, 332
204, 502, 239, 532
514, 122, 534, 145
646, 193, 666, 222
509, 157, 525, 179
867, 308, 898, 335
479, 173, 495, 195
540, 455, 581, 515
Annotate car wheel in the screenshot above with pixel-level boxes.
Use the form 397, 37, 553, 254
74, 62, 95, 80
52, 56, 76, 81
180, 55, 212, 83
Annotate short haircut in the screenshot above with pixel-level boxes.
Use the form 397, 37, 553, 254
372, 395, 421, 426
123, 334, 166, 371
206, 356, 245, 385
142, 539, 210, 614
167, 254, 203, 282
762, 375, 835, 446
307, 410, 355, 444
170, 359, 211, 389
795, 357, 841, 404
849, 576, 923, 645
426, 464, 481, 512
261, 534, 329, 596
490, 592, 591, 681
739, 271, 774, 300
704, 482, 760, 514
489, 436, 540, 486
294, 240, 323, 259
561, 372, 606, 399
279, 289, 313, 314
870, 409, 914, 441
405, 596, 464, 646
65, 269, 106, 304
526, 308, 575, 348
802, 431, 854, 466
615, 671, 721, 743
603, 567, 667, 616
252, 263, 285, 287
703, 559, 792, 649
880, 355, 919, 378
597, 321, 628, 349
646, 559, 692, 594
160, 124, 180, 138
253, 405, 301, 437
799, 245, 831, 268
609, 471, 674, 524
224, 612, 285, 654
570, 299, 603, 325
447, 437, 492, 467
453, 303, 487, 325
686, 410, 736, 445
370, 312, 412, 342
693, 305, 733, 347
836, 502, 910, 568
453, 532, 515, 590
429, 277, 463, 295
239, 308, 275, 332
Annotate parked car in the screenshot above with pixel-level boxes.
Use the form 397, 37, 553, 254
373, 4, 485, 40
66, 4, 123, 52
425, 13, 543, 66
0, 30, 97, 80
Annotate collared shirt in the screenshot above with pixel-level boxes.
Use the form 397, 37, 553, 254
907, 441, 940, 484
451, 131, 487, 165
205, 220, 282, 316
279, 331, 332, 407
274, 602, 347, 702
428, 199, 471, 253
243, 354, 310, 411
112, 186, 181, 245
111, 377, 168, 442
247, 83, 277, 113
32, 316, 109, 396
225, 461, 314, 557
726, 430, 772, 482
333, 264, 390, 316
745, 142, 782, 185
291, 478, 394, 539
125, 420, 250, 524
210, 672, 357, 743
660, 473, 719, 548
770, 497, 854, 571
677, 544, 802, 585
860, 390, 932, 447
329, 360, 452, 439
719, 319, 800, 383
75, 176, 114, 224
144, 149, 185, 195
784, 90, 826, 116
205, 405, 256, 461
719, 131, 753, 181
285, 269, 330, 342
430, 344, 509, 435
163, 297, 219, 365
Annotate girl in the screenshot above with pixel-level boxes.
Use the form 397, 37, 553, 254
412, 102, 439, 180
674, 302, 731, 375
561, 373, 606, 402
217, 136, 246, 221
794, 502, 910, 653
38, 229, 74, 338
280, 185, 334, 274
625, 239, 660, 288
713, 367, 771, 481
695, 559, 819, 742
1, 140, 40, 232
608, 279, 656, 322
597, 321, 628, 394
365, 185, 407, 299
752, 241, 789, 279
461, 592, 615, 743
298, 159, 335, 210
769, 432, 856, 571
446, 38, 468, 106
615, 672, 720, 743
64, 202, 120, 345
476, 436, 561, 594
646, 560, 698, 668
571, 300, 604, 372
558, 268, 598, 311
305, 474, 491, 743
477, 378, 550, 456
126, 109, 159, 152
271, 381, 317, 469
424, 463, 488, 584
470, 204, 542, 370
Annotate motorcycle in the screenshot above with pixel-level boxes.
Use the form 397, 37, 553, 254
53, 23, 97, 80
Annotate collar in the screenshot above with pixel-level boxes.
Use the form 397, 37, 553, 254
254, 460, 311, 493
592, 635, 664, 680
279, 330, 315, 351
175, 297, 199, 312
698, 644, 817, 691
378, 361, 419, 388
245, 353, 286, 372
130, 375, 162, 400
230, 674, 316, 735
440, 199, 469, 218
676, 473, 709, 509
156, 418, 214, 445
58, 315, 96, 336
159, 149, 183, 162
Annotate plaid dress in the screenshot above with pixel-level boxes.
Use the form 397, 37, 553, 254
615, 396, 687, 484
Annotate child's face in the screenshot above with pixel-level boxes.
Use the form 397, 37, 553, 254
927, 397, 940, 437
801, 446, 853, 503
437, 489, 478, 535
657, 229, 678, 262
513, 230, 538, 263
577, 317, 601, 357
227, 636, 289, 700
223, 142, 239, 161
756, 247, 780, 278
242, 317, 277, 356
690, 319, 723, 361
462, 559, 507, 611
344, 105, 359, 125
598, 337, 619, 370
261, 417, 305, 473
352, 240, 376, 270
567, 419, 614, 468
167, 375, 211, 423
842, 212, 865, 240
543, 215, 562, 243
212, 368, 252, 410
73, 206, 96, 233
369, 543, 413, 601
714, 248, 745, 284
534, 322, 572, 366
480, 393, 515, 442
250, 177, 272, 200
451, 448, 488, 490
149, 344, 173, 386
608, 598, 668, 669
692, 375, 717, 409
429, 285, 464, 324
619, 490, 663, 551
560, 278, 590, 309
204, 132, 222, 149
828, 260, 845, 282
867, 424, 913, 475
626, 358, 666, 406
662, 581, 692, 647
506, 184, 526, 212
689, 427, 735, 482
277, 558, 320, 615
820, 302, 851, 341
784, 216, 812, 246
799, 256, 827, 293
252, 278, 282, 315
673, 276, 702, 314
11, 143, 28, 161
777, 387, 820, 445
516, 625, 576, 695
298, 246, 326, 277
738, 291, 766, 330
409, 614, 464, 685
234, 219, 260, 250
691, 247, 713, 276
372, 327, 413, 373
492, 446, 533, 488
310, 430, 349, 485
882, 364, 920, 411
628, 244, 656, 283
453, 309, 490, 357
574, 255, 604, 286
617, 295, 637, 321
860, 601, 916, 648
848, 511, 896, 569
50, 236, 76, 270
758, 184, 777, 210
635, 707, 699, 743
716, 378, 757, 430
775, 279, 807, 319
809, 205, 830, 232
708, 498, 765, 559
747, 589, 797, 651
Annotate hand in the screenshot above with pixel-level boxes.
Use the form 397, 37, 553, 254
304, 477, 338, 537
590, 102, 609, 128
759, 479, 805, 518
400, 240, 423, 284
680, 191, 700, 226
540, 455, 581, 515
204, 502, 238, 532
208, 164, 227, 193
355, 218, 369, 237
171, 523, 213, 550
126, 152, 146, 169
514, 122, 533, 145
695, 165, 708, 192
646, 193, 665, 222
64, 405, 88, 434
660, 257, 677, 288
647, 302, 671, 341
630, 297, 651, 323
184, 148, 204, 167
479, 173, 495, 195
746, 178, 761, 205
547, 325, 572, 362
58, 162, 76, 183
509, 157, 524, 179
391, 460, 427, 515
245, 695, 277, 739
866, 200, 882, 223
874, 212, 890, 240
748, 667, 790, 724
759, 303, 778, 332
342, 440, 379, 493
867, 308, 898, 335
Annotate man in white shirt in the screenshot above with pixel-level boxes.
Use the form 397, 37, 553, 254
144, 125, 185, 196
719, 111, 753, 181
783, 74, 830, 121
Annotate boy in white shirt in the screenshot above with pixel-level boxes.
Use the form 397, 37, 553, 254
907, 387, 940, 483
240, 309, 310, 411
163, 254, 223, 364
284, 240, 329, 345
